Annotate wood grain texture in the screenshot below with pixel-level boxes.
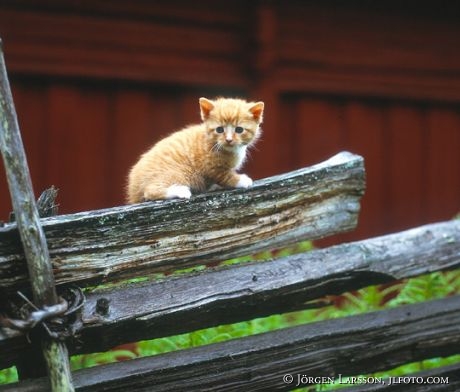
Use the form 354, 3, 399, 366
386, 105, 425, 233
426, 108, 460, 223
1, 219, 458, 368
2, 295, 459, 391
0, 4, 247, 87
2, 2, 460, 100
343, 101, 386, 239
0, 40, 58, 309
0, 152, 364, 293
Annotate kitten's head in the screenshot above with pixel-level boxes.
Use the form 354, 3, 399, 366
199, 97, 264, 151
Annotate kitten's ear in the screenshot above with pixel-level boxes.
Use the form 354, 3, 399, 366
199, 97, 215, 120
249, 102, 264, 122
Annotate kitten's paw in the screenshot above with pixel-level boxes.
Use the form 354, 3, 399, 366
236, 174, 253, 188
166, 185, 192, 199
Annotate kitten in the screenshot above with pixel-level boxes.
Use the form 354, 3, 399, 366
126, 97, 264, 203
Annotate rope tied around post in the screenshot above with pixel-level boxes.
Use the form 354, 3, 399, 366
0, 286, 85, 339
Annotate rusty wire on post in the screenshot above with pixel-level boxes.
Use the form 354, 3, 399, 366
0, 39, 74, 391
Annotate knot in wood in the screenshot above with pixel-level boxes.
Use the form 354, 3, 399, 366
95, 297, 110, 316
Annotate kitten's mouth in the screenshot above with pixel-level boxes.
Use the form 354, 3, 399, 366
212, 142, 242, 153
222, 143, 239, 151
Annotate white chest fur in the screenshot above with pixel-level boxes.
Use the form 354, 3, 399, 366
234, 145, 248, 170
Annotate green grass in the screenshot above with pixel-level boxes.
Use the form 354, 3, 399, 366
0, 367, 17, 385
1, 240, 459, 388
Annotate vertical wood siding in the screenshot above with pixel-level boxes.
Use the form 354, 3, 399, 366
1, 1, 459, 243
2, 82, 459, 242
284, 96, 460, 239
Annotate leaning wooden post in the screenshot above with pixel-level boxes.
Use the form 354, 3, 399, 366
0, 40, 74, 391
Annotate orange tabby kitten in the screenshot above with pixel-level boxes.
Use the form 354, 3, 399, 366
126, 97, 264, 203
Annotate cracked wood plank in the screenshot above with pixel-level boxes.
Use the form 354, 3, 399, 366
0, 151, 364, 293
1, 220, 458, 368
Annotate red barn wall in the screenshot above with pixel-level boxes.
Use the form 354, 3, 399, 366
0, 1, 459, 242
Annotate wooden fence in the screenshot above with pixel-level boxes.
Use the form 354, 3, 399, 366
1, 41, 460, 391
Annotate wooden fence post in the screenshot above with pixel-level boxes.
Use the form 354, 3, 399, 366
0, 40, 74, 391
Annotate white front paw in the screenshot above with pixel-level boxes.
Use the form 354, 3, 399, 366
236, 174, 253, 188
166, 185, 192, 199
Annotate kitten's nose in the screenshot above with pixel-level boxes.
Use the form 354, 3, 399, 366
225, 138, 233, 144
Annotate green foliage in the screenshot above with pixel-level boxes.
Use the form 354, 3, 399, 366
0, 367, 17, 385
388, 271, 460, 307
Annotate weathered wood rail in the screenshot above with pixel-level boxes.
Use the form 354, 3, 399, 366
0, 151, 364, 293
2, 295, 459, 392
1, 220, 459, 369
0, 151, 365, 364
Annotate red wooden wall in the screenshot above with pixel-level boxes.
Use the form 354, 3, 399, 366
1, 1, 459, 243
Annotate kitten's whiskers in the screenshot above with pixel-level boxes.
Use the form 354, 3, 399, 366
211, 142, 223, 153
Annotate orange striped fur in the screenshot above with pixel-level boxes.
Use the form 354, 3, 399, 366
126, 97, 264, 203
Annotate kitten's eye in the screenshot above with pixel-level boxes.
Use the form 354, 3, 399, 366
235, 126, 244, 134
216, 126, 225, 134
